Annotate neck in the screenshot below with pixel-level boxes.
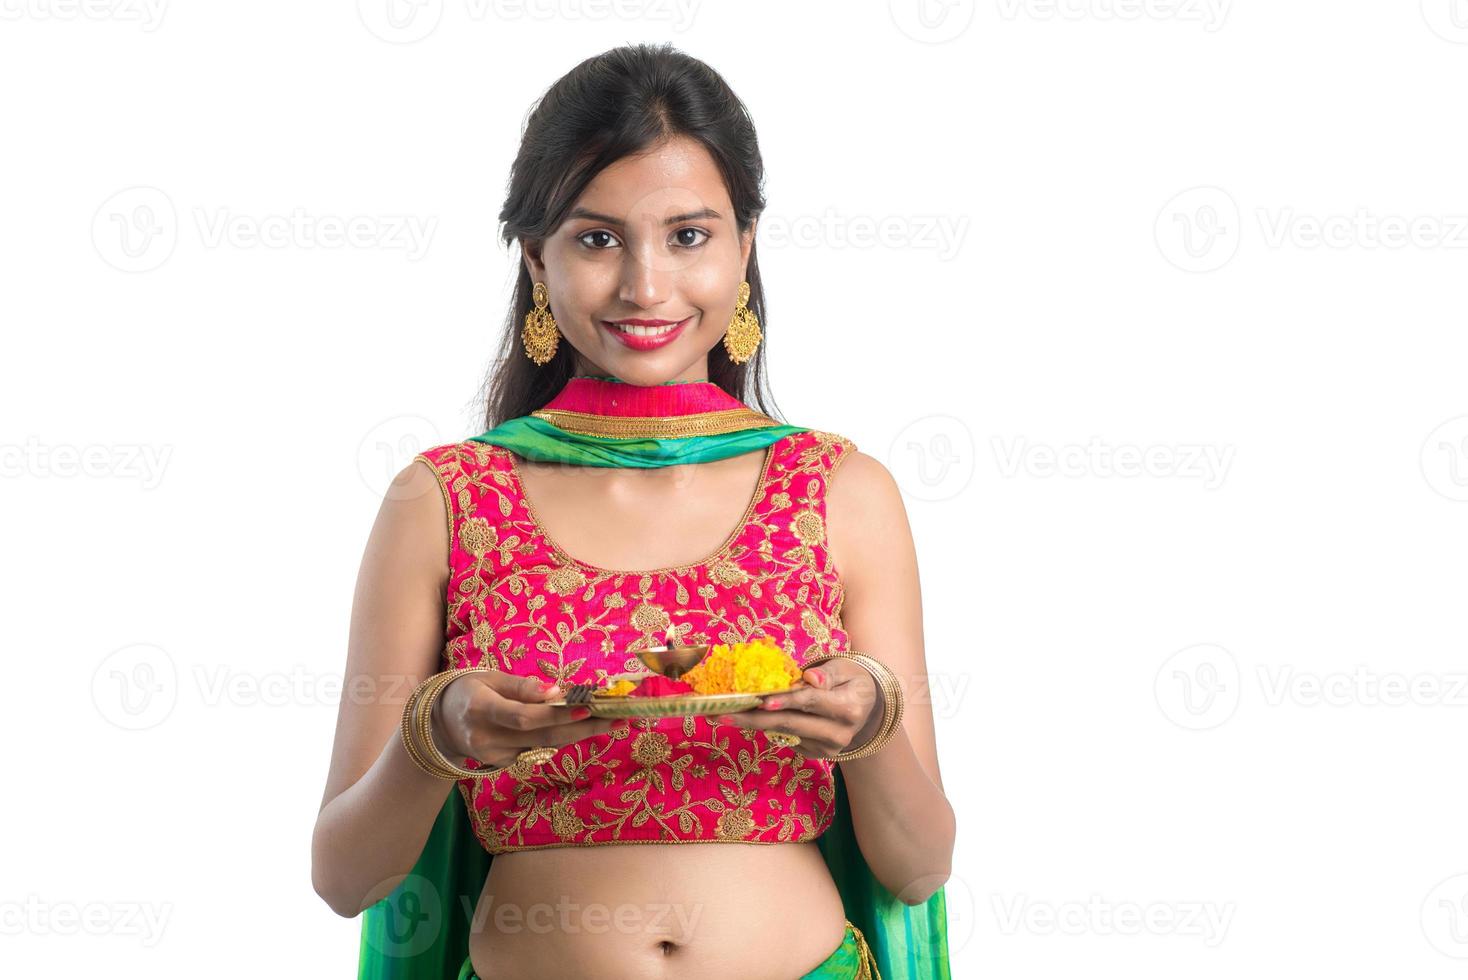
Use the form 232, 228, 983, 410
571, 355, 711, 387
575, 374, 710, 386
542, 374, 744, 419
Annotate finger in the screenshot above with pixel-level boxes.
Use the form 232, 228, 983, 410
716, 710, 849, 759
488, 672, 562, 703
471, 714, 621, 766
478, 688, 595, 733
716, 709, 847, 746
801, 666, 831, 688
757, 687, 849, 723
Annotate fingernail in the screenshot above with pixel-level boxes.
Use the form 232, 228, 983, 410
571, 706, 590, 720
717, 715, 733, 724
540, 680, 558, 692
808, 670, 825, 685
764, 700, 782, 710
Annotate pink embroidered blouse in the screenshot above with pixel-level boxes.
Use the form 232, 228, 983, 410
414, 429, 858, 854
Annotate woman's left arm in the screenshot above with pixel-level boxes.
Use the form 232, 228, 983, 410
822, 449, 955, 903
723, 449, 956, 903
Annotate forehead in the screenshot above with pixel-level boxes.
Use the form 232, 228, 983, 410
573, 136, 733, 221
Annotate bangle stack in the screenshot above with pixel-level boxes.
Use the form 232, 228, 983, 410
400, 667, 498, 780
401, 667, 561, 781
802, 650, 906, 762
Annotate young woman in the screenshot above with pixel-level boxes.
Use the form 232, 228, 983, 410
313, 43, 955, 979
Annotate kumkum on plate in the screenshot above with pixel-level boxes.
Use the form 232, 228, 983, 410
570, 679, 807, 719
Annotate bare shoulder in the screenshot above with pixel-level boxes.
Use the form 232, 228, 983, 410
365, 446, 458, 584
828, 445, 895, 497
826, 448, 909, 532
823, 446, 916, 581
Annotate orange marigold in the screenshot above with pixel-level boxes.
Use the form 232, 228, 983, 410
682, 637, 802, 695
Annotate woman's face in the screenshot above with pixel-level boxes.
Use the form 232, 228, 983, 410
523, 135, 755, 384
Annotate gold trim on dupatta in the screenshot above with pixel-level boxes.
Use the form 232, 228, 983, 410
529, 406, 780, 439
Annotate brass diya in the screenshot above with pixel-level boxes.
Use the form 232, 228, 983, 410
636, 643, 711, 680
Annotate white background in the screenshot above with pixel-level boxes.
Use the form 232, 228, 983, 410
4, 1, 1468, 977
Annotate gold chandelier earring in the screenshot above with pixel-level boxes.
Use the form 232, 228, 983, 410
722, 280, 761, 365
522, 281, 560, 365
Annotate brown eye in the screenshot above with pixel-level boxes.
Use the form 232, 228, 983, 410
578, 230, 619, 249
672, 227, 709, 248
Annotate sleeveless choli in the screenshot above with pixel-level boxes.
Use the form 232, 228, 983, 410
414, 428, 859, 854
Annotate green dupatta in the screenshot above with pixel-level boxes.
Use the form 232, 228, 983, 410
357, 389, 952, 978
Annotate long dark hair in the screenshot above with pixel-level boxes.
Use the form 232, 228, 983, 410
480, 42, 787, 430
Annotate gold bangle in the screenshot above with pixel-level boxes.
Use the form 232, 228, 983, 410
416, 668, 499, 780
846, 655, 902, 761
403, 670, 475, 779
831, 655, 897, 759
860, 652, 906, 751
413, 670, 469, 776
417, 669, 562, 780
399, 668, 492, 780
803, 651, 905, 762
849, 652, 904, 749
401, 667, 566, 781
400, 673, 462, 779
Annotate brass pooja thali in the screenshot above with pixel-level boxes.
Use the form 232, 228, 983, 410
542, 642, 806, 719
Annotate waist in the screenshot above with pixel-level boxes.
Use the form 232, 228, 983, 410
468, 840, 848, 979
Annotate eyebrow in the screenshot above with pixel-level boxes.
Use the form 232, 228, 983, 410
565, 206, 723, 226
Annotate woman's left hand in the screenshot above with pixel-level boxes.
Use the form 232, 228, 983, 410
716, 659, 880, 760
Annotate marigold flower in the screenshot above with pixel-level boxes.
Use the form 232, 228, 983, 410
682, 637, 802, 695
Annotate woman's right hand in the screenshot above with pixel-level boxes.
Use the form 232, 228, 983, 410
429, 671, 621, 769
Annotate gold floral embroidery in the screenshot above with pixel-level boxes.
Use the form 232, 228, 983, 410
792, 507, 825, 547
629, 599, 671, 639
544, 565, 587, 596
459, 516, 495, 558
418, 431, 859, 852
708, 558, 748, 588
631, 730, 671, 767
801, 608, 831, 645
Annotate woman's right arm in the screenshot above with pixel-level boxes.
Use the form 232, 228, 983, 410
311, 457, 618, 917
310, 458, 462, 917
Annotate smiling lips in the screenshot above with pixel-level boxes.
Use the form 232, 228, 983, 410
602, 315, 692, 350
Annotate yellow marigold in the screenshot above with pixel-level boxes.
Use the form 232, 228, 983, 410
682, 637, 802, 695
594, 679, 636, 698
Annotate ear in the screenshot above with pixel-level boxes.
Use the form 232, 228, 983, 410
521, 238, 546, 283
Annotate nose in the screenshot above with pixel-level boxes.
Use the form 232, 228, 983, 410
617, 249, 674, 310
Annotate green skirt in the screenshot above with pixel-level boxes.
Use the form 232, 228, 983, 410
454, 918, 880, 979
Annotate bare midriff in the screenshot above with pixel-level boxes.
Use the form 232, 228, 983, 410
466, 840, 848, 980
